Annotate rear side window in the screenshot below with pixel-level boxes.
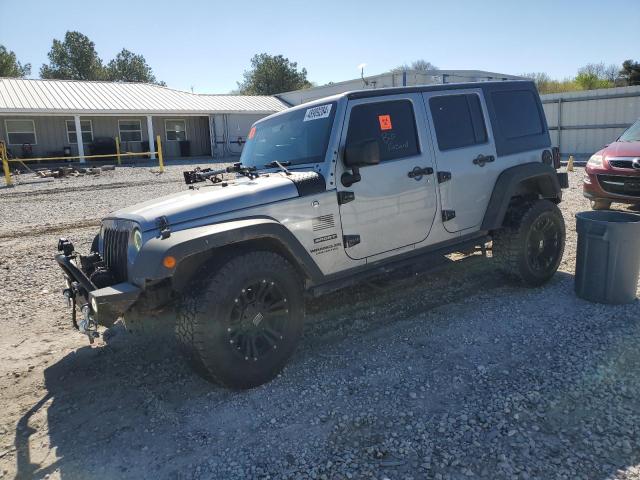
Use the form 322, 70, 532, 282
346, 100, 419, 162
429, 94, 487, 151
491, 90, 543, 139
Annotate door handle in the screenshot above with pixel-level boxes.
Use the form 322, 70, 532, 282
408, 166, 434, 179
473, 154, 495, 167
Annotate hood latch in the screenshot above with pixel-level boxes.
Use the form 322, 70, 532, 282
157, 216, 171, 239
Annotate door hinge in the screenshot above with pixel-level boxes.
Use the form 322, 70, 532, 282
343, 235, 361, 248
337, 191, 355, 205
441, 210, 456, 222
437, 171, 451, 183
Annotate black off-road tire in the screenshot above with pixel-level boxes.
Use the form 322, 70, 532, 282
492, 199, 565, 287
590, 199, 612, 210
176, 251, 305, 389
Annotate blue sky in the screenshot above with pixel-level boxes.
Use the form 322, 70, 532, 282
1, 0, 638, 94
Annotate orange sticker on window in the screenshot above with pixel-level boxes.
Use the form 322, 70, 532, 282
378, 114, 392, 131
248, 127, 256, 139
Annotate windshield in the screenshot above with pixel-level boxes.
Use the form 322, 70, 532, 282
619, 120, 640, 142
240, 102, 337, 169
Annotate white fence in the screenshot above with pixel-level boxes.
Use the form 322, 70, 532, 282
541, 86, 640, 159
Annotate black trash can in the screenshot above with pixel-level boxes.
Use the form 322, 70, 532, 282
575, 210, 640, 304
179, 140, 191, 157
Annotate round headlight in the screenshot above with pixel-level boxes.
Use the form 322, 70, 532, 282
90, 296, 98, 313
133, 228, 143, 251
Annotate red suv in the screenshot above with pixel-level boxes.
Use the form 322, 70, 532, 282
584, 119, 640, 210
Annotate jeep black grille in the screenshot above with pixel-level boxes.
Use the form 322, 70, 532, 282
597, 174, 640, 197
102, 227, 129, 283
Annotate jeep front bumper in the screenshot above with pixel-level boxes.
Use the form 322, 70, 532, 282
55, 241, 141, 328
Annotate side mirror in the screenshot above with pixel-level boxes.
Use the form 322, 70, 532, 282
344, 139, 380, 167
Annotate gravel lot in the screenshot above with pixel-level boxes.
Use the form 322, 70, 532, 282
1, 164, 639, 480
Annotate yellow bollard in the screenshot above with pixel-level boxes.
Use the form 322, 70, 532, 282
1, 142, 12, 187
567, 155, 574, 172
115, 136, 121, 165
156, 135, 164, 173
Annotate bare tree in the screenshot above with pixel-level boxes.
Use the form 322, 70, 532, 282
521, 72, 552, 90
391, 59, 438, 73
603, 64, 619, 83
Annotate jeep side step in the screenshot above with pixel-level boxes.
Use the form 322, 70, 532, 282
308, 232, 490, 297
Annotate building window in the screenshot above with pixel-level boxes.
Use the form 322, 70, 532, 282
5, 119, 37, 145
66, 120, 94, 144
165, 119, 187, 141
429, 94, 487, 151
345, 100, 420, 162
118, 120, 142, 142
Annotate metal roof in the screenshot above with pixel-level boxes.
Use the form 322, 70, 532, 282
0, 78, 289, 115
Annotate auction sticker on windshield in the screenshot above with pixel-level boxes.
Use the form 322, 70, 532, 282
304, 104, 332, 122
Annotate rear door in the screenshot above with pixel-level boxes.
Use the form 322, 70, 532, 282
422, 89, 499, 232
337, 94, 438, 260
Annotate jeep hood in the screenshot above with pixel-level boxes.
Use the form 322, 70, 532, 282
108, 174, 300, 232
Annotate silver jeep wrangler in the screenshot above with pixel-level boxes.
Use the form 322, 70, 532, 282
56, 81, 568, 388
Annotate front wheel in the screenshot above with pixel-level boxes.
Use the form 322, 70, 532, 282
176, 251, 305, 389
492, 199, 566, 287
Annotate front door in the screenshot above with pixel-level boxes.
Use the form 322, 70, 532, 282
337, 95, 438, 260
422, 89, 499, 232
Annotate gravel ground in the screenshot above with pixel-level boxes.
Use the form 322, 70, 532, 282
1, 165, 639, 480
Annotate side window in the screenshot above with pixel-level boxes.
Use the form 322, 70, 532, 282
429, 94, 487, 151
345, 100, 419, 162
491, 90, 543, 139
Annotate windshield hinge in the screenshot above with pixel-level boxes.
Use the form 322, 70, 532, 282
437, 171, 452, 183
441, 210, 456, 222
343, 235, 361, 248
337, 191, 355, 205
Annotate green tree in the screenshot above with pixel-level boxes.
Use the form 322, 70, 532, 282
391, 59, 438, 73
521, 72, 581, 94
574, 63, 615, 90
106, 48, 164, 85
619, 60, 640, 86
40, 31, 105, 80
238, 53, 311, 95
0, 45, 31, 77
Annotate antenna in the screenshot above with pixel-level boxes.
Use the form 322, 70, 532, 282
358, 63, 369, 87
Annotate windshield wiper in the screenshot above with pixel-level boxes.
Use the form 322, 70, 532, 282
263, 160, 291, 175
183, 162, 258, 185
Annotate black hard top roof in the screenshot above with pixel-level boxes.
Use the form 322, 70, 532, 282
345, 80, 535, 100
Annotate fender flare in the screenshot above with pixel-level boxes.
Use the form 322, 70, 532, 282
481, 162, 562, 231
131, 218, 324, 285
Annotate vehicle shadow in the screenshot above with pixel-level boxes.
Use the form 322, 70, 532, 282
12, 257, 640, 479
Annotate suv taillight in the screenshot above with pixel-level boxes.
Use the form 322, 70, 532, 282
552, 147, 561, 169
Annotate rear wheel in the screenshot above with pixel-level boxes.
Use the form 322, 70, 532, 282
176, 251, 304, 389
590, 199, 612, 210
493, 199, 566, 287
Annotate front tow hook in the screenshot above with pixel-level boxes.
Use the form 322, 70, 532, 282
63, 287, 79, 330
79, 304, 99, 344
